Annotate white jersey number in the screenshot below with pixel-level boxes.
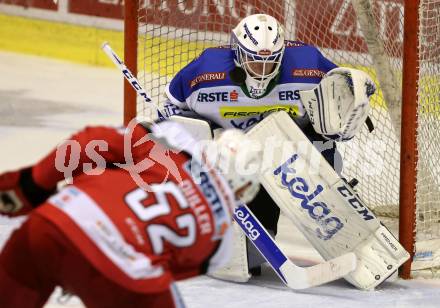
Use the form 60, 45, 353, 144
125, 182, 196, 255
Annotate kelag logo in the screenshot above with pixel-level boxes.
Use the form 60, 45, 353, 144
230, 115, 265, 130
273, 154, 343, 240
220, 105, 300, 130
234, 207, 260, 240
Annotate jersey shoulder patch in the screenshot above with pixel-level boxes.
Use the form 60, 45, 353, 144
278, 41, 337, 84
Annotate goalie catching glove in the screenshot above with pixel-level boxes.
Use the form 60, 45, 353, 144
300, 67, 376, 141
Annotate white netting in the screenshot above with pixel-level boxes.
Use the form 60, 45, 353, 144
415, 0, 440, 240
134, 0, 440, 253
291, 0, 404, 218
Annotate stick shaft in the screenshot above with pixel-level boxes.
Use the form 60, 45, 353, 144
101, 42, 165, 120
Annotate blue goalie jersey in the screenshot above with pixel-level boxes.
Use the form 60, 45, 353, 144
164, 40, 337, 132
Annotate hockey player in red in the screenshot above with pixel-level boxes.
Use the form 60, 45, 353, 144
0, 120, 261, 308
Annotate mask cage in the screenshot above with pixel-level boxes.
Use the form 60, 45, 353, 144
231, 33, 284, 83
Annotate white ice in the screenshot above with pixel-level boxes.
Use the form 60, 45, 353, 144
1, 51, 440, 308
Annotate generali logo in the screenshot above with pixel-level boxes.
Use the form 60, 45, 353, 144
190, 72, 226, 88
285, 41, 306, 48
292, 69, 326, 78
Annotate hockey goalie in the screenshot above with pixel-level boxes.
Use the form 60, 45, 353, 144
160, 13, 409, 290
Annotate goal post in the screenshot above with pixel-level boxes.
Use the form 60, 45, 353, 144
123, 0, 139, 125
123, 0, 440, 279
399, 0, 419, 279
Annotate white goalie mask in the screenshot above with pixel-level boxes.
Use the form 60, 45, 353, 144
231, 14, 285, 98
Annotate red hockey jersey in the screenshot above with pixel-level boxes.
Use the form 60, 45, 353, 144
31, 121, 236, 293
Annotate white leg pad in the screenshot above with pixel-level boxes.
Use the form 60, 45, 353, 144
246, 111, 409, 290
209, 221, 251, 282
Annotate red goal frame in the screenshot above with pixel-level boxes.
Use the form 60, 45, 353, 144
123, 0, 139, 125
399, 0, 419, 279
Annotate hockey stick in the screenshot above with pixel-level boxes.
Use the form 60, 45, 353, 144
101, 42, 165, 120
234, 203, 357, 289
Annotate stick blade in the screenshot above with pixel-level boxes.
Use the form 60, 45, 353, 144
281, 252, 357, 290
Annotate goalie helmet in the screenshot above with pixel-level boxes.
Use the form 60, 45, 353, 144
231, 14, 285, 98
208, 130, 261, 204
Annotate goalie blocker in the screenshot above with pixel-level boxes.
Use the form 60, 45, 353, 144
247, 111, 409, 290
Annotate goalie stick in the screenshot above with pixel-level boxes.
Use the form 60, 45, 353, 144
101, 42, 165, 120
101, 43, 357, 289
234, 203, 356, 289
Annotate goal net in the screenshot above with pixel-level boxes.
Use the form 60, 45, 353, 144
126, 0, 440, 278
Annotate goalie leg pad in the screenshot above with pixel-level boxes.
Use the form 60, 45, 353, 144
246, 111, 409, 290
345, 225, 409, 289
209, 221, 251, 283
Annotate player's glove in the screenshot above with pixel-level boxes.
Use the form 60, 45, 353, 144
0, 168, 55, 215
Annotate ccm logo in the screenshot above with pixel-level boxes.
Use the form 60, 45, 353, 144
337, 185, 375, 221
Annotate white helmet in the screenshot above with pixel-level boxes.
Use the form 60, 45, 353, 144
209, 130, 261, 204
231, 14, 285, 98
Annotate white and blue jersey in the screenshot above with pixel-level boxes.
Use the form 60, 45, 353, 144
164, 40, 337, 132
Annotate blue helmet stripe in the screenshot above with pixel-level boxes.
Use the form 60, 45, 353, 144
243, 23, 259, 46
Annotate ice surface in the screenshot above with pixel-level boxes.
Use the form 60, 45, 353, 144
1, 51, 440, 308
